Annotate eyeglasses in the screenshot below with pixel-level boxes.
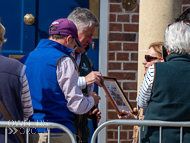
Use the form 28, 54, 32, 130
145, 55, 160, 62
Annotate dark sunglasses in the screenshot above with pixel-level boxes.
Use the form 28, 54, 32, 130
145, 55, 160, 62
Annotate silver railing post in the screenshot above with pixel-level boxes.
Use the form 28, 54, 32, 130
118, 125, 120, 143
180, 127, 183, 143
5, 127, 7, 143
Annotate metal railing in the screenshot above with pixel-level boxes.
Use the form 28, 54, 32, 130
0, 121, 76, 143
91, 119, 190, 143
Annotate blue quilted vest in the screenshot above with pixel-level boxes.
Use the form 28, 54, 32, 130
25, 39, 75, 133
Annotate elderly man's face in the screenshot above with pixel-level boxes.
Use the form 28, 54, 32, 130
75, 25, 95, 53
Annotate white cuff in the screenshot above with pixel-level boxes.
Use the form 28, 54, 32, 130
78, 76, 87, 89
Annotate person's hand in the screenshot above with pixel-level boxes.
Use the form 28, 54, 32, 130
118, 110, 137, 119
90, 92, 101, 105
118, 108, 138, 119
88, 107, 101, 123
92, 108, 101, 123
85, 71, 104, 87
139, 115, 144, 120
132, 107, 138, 115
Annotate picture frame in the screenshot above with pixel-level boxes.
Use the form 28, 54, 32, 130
101, 76, 133, 115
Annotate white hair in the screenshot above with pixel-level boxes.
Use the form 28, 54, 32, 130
164, 21, 190, 54
67, 7, 99, 34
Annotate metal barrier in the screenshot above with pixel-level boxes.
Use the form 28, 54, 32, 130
91, 119, 190, 143
0, 121, 76, 143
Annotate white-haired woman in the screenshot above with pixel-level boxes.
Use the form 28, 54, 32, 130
137, 21, 190, 143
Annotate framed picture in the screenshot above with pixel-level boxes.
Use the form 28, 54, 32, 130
101, 76, 133, 115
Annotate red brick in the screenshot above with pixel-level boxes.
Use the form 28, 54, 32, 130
123, 63, 138, 70
109, 53, 115, 60
110, 0, 122, 2
124, 92, 128, 97
107, 141, 118, 143
109, 43, 121, 51
107, 124, 118, 129
110, 4, 122, 12
115, 131, 127, 139
109, 33, 136, 41
130, 101, 137, 109
124, 24, 139, 32
132, 14, 139, 22
108, 72, 135, 80
107, 131, 114, 139
109, 23, 122, 31
108, 111, 118, 119
129, 130, 133, 138
129, 92, 137, 100
183, 6, 190, 11
109, 62, 121, 70
117, 53, 129, 61
110, 14, 116, 22
118, 81, 121, 87
117, 14, 130, 22
121, 140, 132, 143
122, 125, 133, 130
123, 82, 137, 90
182, 0, 190, 4
123, 43, 138, 51
131, 53, 138, 61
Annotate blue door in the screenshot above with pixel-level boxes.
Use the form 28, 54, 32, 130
0, 0, 99, 142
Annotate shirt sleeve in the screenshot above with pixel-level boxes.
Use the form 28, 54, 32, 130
136, 64, 155, 109
21, 74, 33, 121
57, 57, 94, 115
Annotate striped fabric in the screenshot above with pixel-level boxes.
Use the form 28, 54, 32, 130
57, 56, 94, 115
21, 74, 33, 121
136, 64, 155, 109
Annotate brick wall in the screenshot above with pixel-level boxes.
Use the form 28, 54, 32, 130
106, 0, 190, 142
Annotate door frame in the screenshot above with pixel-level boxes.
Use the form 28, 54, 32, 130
98, 0, 109, 142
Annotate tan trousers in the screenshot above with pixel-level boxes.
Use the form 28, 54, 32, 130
29, 133, 76, 143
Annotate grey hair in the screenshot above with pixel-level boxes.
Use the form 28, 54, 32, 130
164, 21, 190, 54
67, 7, 99, 34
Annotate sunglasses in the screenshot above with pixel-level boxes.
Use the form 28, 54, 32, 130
145, 55, 160, 62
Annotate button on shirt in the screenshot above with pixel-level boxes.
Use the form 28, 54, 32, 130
56, 55, 94, 115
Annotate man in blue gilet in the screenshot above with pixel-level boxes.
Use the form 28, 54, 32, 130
25, 18, 101, 143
